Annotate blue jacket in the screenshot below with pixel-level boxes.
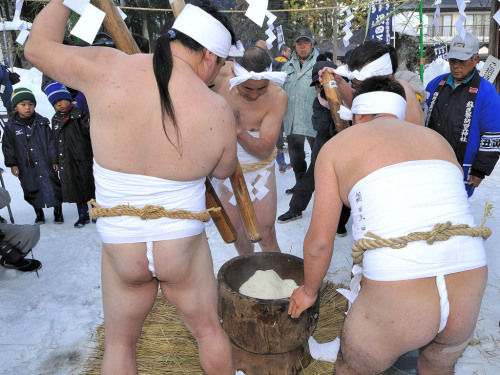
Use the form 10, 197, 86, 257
426, 72, 500, 196
281, 48, 319, 138
0, 64, 13, 111
2, 112, 62, 208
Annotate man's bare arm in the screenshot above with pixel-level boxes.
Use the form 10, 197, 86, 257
211, 99, 238, 180
398, 79, 425, 126
25, 0, 118, 91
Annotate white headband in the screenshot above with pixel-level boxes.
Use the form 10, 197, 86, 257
229, 61, 287, 90
173, 4, 231, 58
350, 91, 407, 121
334, 53, 393, 81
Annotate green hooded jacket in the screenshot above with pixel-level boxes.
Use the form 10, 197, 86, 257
281, 48, 319, 138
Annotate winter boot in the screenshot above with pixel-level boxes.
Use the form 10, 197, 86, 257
0, 256, 42, 272
276, 148, 291, 173
34, 208, 45, 225
54, 205, 64, 224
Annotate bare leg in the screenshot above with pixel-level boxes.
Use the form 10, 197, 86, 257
252, 166, 280, 253
154, 233, 234, 375
218, 179, 254, 255
418, 266, 487, 375
101, 243, 158, 375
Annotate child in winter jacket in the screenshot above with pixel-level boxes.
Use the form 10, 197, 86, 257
2, 87, 63, 224
45, 82, 94, 228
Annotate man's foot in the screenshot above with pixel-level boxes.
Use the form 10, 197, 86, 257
336, 225, 347, 237
279, 162, 292, 173
277, 210, 302, 223
285, 187, 295, 195
0, 216, 6, 223
0, 257, 42, 272
35, 208, 45, 225
74, 217, 87, 228
54, 206, 64, 224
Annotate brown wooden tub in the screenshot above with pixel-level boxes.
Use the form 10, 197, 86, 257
217, 252, 320, 374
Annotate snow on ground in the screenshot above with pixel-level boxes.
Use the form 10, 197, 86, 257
0, 68, 498, 375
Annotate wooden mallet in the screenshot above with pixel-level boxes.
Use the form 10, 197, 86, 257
321, 71, 350, 133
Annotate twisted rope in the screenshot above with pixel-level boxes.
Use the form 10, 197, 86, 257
240, 148, 278, 173
351, 201, 494, 266
88, 199, 220, 222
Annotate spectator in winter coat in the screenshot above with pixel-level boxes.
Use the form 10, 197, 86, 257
45, 81, 94, 228
1, 87, 63, 224
0, 64, 13, 117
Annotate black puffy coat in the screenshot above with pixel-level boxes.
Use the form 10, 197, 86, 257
51, 105, 94, 203
2, 112, 62, 208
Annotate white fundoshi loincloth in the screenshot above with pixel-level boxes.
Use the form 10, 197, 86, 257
219, 131, 275, 205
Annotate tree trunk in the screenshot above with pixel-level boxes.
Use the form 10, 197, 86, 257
489, 0, 500, 90
331, 1, 338, 61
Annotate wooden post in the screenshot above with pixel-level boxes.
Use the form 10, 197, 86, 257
90, 0, 239, 243
321, 71, 350, 133
229, 161, 262, 242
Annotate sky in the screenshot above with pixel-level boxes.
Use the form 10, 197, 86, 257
0, 65, 498, 375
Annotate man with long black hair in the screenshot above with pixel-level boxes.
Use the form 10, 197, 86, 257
25, 1, 237, 374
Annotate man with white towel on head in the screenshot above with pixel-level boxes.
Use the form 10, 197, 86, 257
213, 46, 288, 256
288, 76, 488, 375
25, 1, 239, 374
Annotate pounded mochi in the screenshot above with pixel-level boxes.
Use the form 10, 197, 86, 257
239, 270, 299, 299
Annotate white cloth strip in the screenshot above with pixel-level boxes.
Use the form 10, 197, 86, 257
334, 53, 393, 82
173, 4, 231, 58
351, 91, 407, 120
146, 241, 156, 277
229, 61, 287, 90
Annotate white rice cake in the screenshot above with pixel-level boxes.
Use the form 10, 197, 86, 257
239, 269, 299, 299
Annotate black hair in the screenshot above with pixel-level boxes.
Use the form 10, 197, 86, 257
132, 33, 150, 53
316, 53, 327, 62
352, 76, 406, 102
348, 40, 397, 74
279, 44, 290, 53
324, 51, 333, 61
152, 1, 235, 150
235, 46, 272, 72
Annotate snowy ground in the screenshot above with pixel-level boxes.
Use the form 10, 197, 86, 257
0, 67, 498, 375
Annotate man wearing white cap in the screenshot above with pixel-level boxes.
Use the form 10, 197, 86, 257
25, 1, 237, 374
289, 76, 488, 375
426, 32, 500, 197
213, 46, 287, 255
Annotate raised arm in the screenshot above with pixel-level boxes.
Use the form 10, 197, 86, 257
25, 0, 121, 92
288, 144, 342, 318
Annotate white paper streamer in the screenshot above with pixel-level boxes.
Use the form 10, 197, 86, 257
265, 11, 278, 48
455, 0, 467, 40
70, 4, 106, 45
495, 7, 500, 27
342, 9, 354, 48
15, 28, 29, 45
245, 0, 268, 27
432, 0, 442, 33
63, 0, 90, 15
229, 61, 287, 90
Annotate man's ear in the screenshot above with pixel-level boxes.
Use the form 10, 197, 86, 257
204, 49, 214, 68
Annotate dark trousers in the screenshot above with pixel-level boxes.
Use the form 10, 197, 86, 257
287, 134, 315, 185
276, 123, 285, 150
76, 202, 90, 220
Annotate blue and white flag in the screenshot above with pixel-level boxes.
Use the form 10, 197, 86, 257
369, 0, 393, 44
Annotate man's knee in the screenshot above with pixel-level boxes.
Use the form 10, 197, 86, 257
0, 223, 40, 254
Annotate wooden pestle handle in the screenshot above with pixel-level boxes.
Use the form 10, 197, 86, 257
205, 178, 237, 243
321, 71, 350, 133
229, 161, 262, 243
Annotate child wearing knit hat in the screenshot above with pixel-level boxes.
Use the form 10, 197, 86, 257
44, 81, 94, 228
1, 87, 63, 224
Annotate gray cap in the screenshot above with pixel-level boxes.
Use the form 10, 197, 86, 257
446, 33, 479, 60
294, 27, 314, 43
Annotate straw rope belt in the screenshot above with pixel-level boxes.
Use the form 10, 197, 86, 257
240, 148, 278, 173
351, 201, 494, 266
88, 199, 220, 222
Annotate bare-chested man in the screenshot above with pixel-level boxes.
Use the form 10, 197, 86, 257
323, 39, 424, 126
26, 2, 237, 374
288, 77, 487, 375
213, 46, 288, 255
